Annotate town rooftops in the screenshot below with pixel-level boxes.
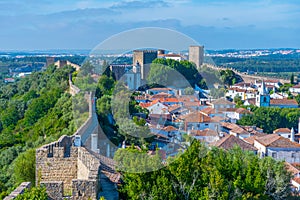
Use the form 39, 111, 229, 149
221, 122, 249, 135
212, 134, 257, 151
200, 107, 217, 115
291, 84, 300, 89
180, 111, 211, 123
151, 92, 173, 99
270, 99, 298, 106
285, 162, 300, 175
274, 128, 291, 134
148, 87, 172, 91
163, 126, 178, 132
211, 97, 235, 105
255, 134, 300, 148
190, 128, 218, 137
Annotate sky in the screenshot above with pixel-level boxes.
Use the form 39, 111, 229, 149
0, 0, 299, 50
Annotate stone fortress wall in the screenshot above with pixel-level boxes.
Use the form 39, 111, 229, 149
35, 91, 102, 200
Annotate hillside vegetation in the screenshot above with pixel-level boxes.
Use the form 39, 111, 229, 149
0, 65, 86, 199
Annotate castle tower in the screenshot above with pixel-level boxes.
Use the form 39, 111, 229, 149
189, 45, 204, 68
133, 50, 157, 80
46, 57, 55, 67
256, 80, 270, 107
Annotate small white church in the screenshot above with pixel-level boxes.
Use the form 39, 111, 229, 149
124, 61, 142, 90
256, 81, 270, 107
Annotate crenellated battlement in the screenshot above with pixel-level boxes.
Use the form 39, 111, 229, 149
34, 91, 103, 200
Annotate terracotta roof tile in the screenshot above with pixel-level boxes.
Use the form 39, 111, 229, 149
200, 107, 216, 115
190, 128, 219, 137
212, 135, 257, 151
274, 128, 291, 134
211, 97, 235, 105
292, 84, 300, 89
255, 134, 300, 148
163, 126, 178, 132
286, 162, 300, 175
270, 99, 298, 106
181, 111, 211, 123
151, 92, 173, 99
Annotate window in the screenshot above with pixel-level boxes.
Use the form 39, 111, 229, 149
292, 153, 296, 158
205, 123, 209, 126
272, 152, 277, 158
263, 97, 267, 102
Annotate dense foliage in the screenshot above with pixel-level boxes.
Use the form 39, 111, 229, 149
238, 107, 300, 133
119, 141, 292, 200
14, 186, 48, 200
148, 58, 207, 89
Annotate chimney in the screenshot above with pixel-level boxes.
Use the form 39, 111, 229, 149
291, 127, 295, 142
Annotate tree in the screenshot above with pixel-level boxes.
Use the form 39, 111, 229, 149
233, 95, 243, 106
13, 149, 36, 185
184, 87, 194, 95
118, 141, 292, 199
290, 73, 295, 85
15, 186, 48, 200
148, 58, 206, 89
295, 94, 300, 105
96, 75, 115, 97
238, 107, 300, 133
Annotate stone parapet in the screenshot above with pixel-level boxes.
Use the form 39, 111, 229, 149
4, 182, 31, 200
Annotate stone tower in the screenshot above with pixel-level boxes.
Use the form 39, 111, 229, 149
256, 80, 270, 107
133, 50, 157, 80
46, 57, 55, 67
189, 45, 204, 68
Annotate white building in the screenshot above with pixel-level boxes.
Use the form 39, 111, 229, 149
290, 84, 300, 93
254, 134, 300, 163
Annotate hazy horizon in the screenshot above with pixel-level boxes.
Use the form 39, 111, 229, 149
0, 0, 299, 50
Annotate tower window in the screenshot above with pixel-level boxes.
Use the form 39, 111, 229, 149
263, 97, 267, 102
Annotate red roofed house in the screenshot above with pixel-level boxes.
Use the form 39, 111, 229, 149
212, 134, 257, 152
190, 128, 220, 144
270, 98, 298, 108
254, 134, 300, 162
290, 84, 300, 94
273, 128, 292, 139
286, 162, 300, 192
147, 101, 169, 115
181, 111, 222, 133
147, 88, 174, 95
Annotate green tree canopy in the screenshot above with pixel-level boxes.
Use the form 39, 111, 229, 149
119, 141, 291, 199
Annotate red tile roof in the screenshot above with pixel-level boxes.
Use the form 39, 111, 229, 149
292, 84, 300, 89
190, 128, 219, 137
168, 104, 182, 112
286, 162, 300, 175
148, 88, 172, 91
200, 107, 216, 115
274, 128, 291, 134
255, 134, 300, 148
181, 111, 211, 123
160, 98, 180, 103
212, 135, 257, 151
151, 92, 173, 99
270, 99, 298, 106
163, 126, 178, 132
211, 97, 235, 105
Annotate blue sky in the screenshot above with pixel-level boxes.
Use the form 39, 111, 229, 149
0, 0, 299, 50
